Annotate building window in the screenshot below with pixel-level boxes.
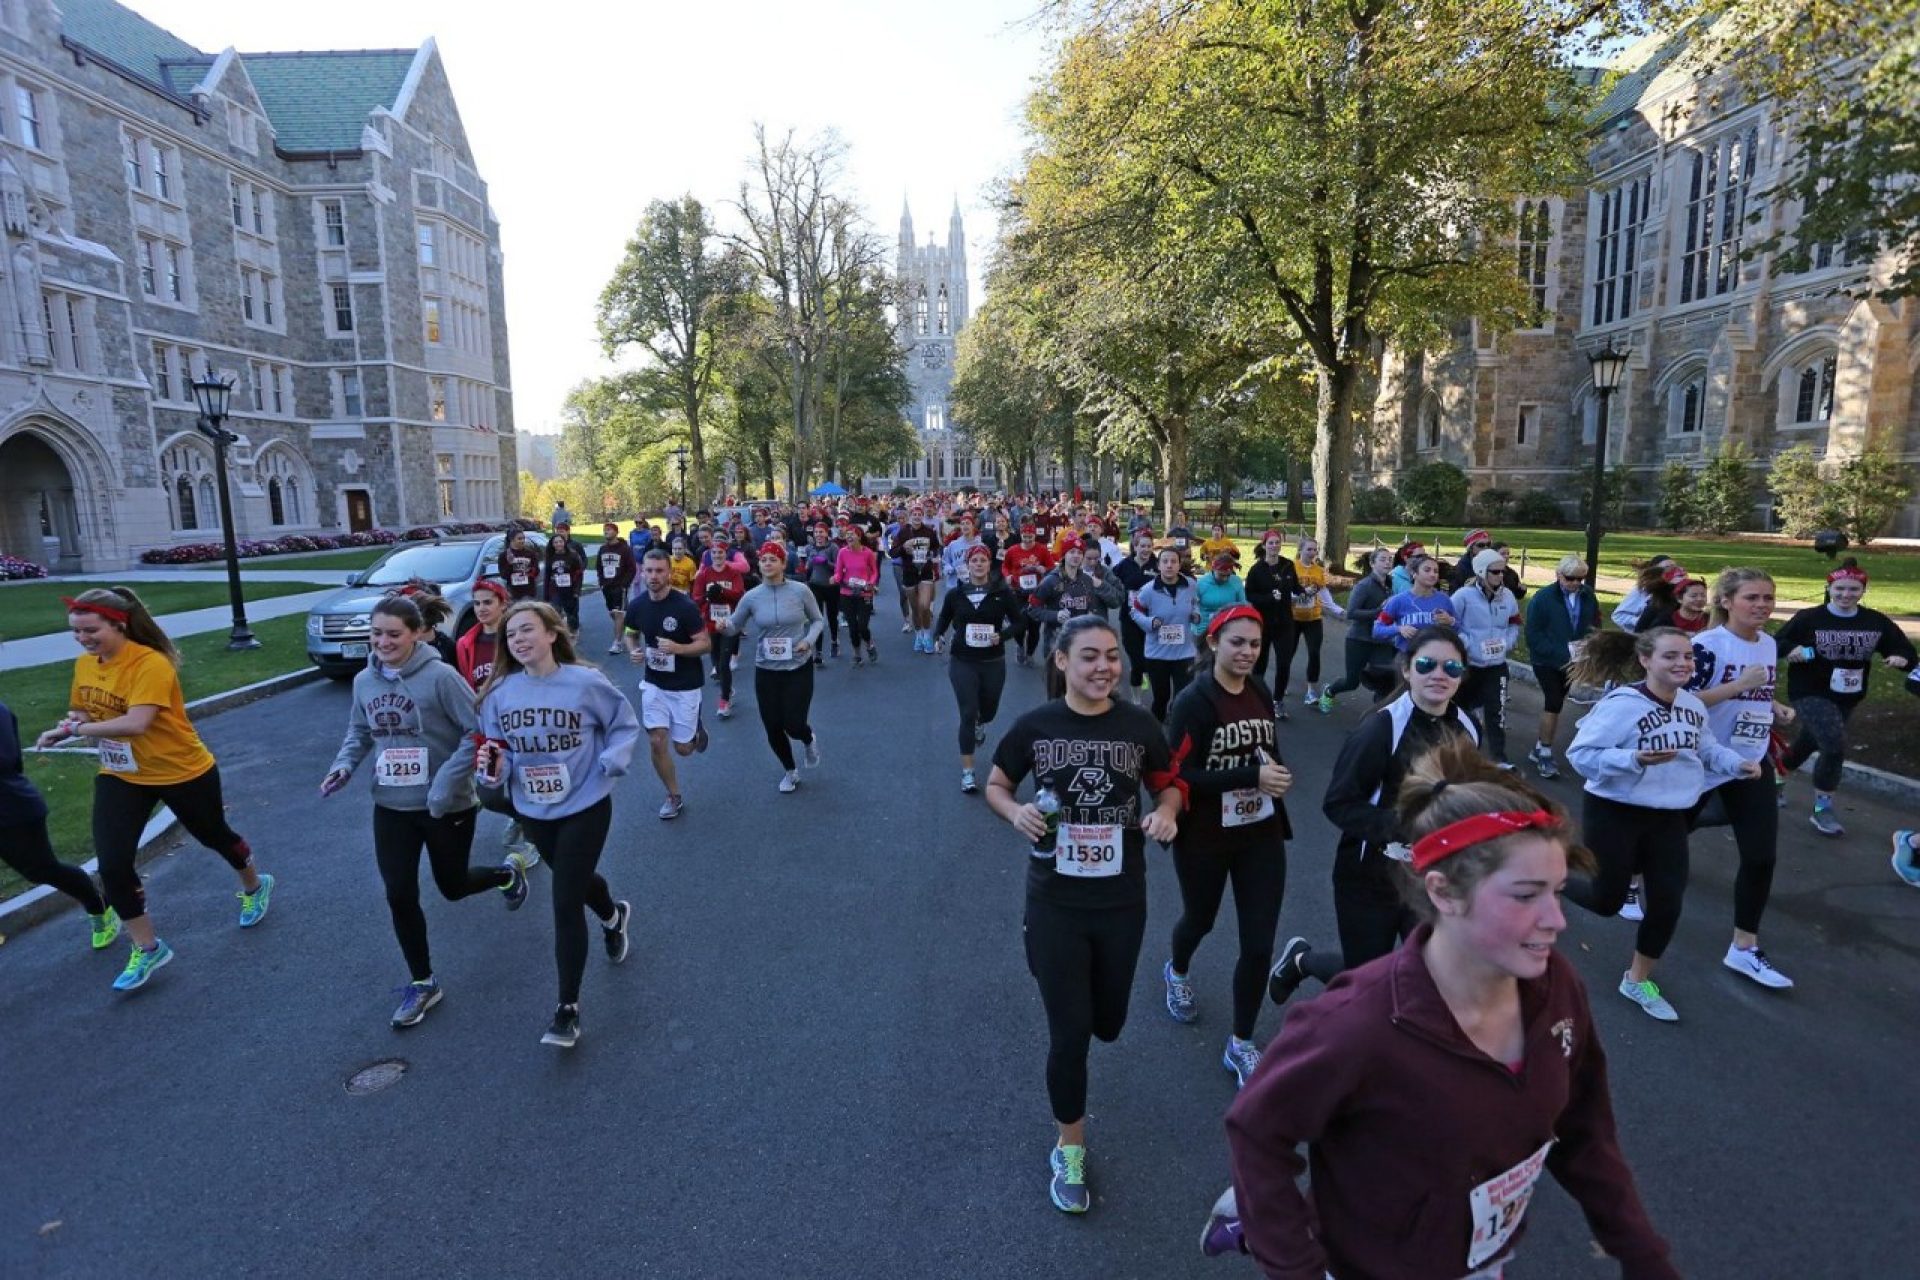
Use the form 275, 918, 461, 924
40, 289, 87, 371
138, 238, 157, 295
331, 284, 354, 332
322, 200, 346, 246
261, 272, 276, 325
166, 245, 183, 302
1423, 405, 1441, 450
429, 376, 447, 422
925, 404, 944, 432
251, 188, 265, 236
152, 146, 170, 200
260, 449, 304, 526
417, 223, 436, 266
240, 269, 256, 321
936, 285, 950, 335
175, 474, 197, 529
1516, 199, 1552, 319
1591, 175, 1649, 326
124, 134, 142, 189
423, 298, 442, 344
337, 369, 363, 417
226, 102, 256, 154
1666, 377, 1705, 436
250, 362, 266, 411
15, 85, 41, 149
151, 343, 171, 400
1790, 353, 1837, 424
231, 180, 245, 228
1679, 130, 1758, 304
914, 290, 928, 336
1516, 404, 1536, 446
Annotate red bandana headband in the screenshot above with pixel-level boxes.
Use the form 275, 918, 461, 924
1205, 604, 1264, 640
472, 579, 512, 604
1828, 565, 1868, 587
1389, 809, 1563, 872
63, 596, 130, 624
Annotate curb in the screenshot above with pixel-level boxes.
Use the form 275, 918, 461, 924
1503, 660, 1920, 804
0, 666, 323, 937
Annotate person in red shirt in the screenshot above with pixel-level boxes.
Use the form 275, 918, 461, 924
1001, 526, 1056, 667
692, 529, 750, 718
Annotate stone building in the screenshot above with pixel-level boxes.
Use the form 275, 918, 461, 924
0, 0, 514, 572
1366, 21, 1920, 536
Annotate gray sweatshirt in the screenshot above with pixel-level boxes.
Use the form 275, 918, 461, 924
478, 663, 641, 820
1568, 683, 1749, 809
329, 645, 478, 817
722, 579, 825, 670
1448, 582, 1521, 668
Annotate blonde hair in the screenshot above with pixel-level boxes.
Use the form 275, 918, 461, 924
1708, 567, 1774, 627
477, 601, 586, 701
1567, 625, 1690, 689
69, 587, 181, 667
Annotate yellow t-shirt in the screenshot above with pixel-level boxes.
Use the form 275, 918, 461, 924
669, 554, 697, 593
69, 640, 214, 786
1198, 536, 1240, 567
1292, 562, 1328, 621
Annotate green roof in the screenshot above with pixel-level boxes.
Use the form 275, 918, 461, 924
1588, 15, 1739, 126
57, 0, 202, 84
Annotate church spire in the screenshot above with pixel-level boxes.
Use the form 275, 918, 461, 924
899, 197, 914, 254
948, 196, 965, 262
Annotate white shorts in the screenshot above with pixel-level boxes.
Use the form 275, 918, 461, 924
639, 683, 703, 744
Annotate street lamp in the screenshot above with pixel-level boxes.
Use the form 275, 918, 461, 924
1047, 460, 1058, 497
190, 368, 260, 650
672, 444, 689, 509
1583, 338, 1631, 574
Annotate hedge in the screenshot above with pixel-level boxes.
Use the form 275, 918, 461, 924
137, 521, 508, 565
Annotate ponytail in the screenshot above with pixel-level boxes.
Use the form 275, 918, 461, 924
68, 587, 180, 667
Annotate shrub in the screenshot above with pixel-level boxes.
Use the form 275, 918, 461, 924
1657, 461, 1697, 530
1770, 444, 1911, 544
401, 526, 441, 542
1351, 486, 1399, 522
0, 553, 48, 579
1577, 464, 1635, 527
1395, 461, 1470, 524
1510, 489, 1567, 526
1469, 487, 1517, 526
1691, 441, 1758, 534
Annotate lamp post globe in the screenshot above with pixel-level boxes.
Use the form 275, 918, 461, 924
190, 368, 260, 650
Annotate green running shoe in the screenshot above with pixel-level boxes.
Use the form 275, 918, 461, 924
1049, 1143, 1090, 1214
237, 873, 275, 928
113, 940, 173, 991
89, 907, 121, 950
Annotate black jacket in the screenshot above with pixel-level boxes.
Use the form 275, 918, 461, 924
1322, 694, 1480, 866
1166, 670, 1292, 846
1246, 557, 1303, 631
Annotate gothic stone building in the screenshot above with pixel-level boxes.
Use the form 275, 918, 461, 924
0, 0, 514, 572
1366, 22, 1920, 537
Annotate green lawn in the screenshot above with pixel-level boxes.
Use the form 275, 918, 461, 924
0, 580, 330, 642
0, 612, 312, 903
255, 547, 390, 569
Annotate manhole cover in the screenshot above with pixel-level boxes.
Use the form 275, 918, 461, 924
344, 1058, 409, 1095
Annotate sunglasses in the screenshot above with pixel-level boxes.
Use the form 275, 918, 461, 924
1412, 656, 1466, 678
1561, 574, 1587, 583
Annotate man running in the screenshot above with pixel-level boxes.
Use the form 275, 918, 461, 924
893, 505, 943, 653
625, 547, 711, 819
596, 522, 637, 656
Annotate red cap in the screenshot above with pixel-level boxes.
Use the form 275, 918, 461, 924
1205, 604, 1263, 639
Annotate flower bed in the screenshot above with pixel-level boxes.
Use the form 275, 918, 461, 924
138, 523, 513, 564
0, 553, 48, 580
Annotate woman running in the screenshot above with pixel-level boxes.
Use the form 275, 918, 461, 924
932, 543, 1023, 793
892, 505, 942, 653
500, 529, 542, 602
1640, 575, 1710, 637
1267, 627, 1479, 1004
3, 698, 118, 949
1111, 530, 1157, 702
1161, 606, 1294, 1089
1288, 536, 1344, 713
476, 601, 639, 1048
1129, 548, 1200, 720
321, 592, 529, 1028
1243, 531, 1300, 709
34, 588, 273, 991
1522, 554, 1602, 780
1219, 740, 1679, 1280
1003, 524, 1056, 668
718, 543, 826, 793
667, 534, 698, 593
1323, 546, 1399, 708
986, 616, 1181, 1215
1372, 552, 1457, 651
1773, 559, 1915, 836
800, 523, 843, 664
693, 528, 750, 718
456, 579, 538, 867
1611, 555, 1679, 633
1193, 552, 1250, 657
542, 522, 588, 635
833, 524, 881, 667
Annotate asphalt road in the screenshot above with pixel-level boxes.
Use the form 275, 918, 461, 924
4, 593, 1918, 1279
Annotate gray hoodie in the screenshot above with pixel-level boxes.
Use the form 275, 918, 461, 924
1568, 683, 1749, 809
722, 579, 825, 670
478, 663, 640, 820
329, 645, 479, 817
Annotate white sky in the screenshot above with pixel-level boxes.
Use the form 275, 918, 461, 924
126, 0, 1053, 434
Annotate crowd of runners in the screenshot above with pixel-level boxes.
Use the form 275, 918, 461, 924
7, 488, 1919, 1278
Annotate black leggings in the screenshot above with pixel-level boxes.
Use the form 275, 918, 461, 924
1326, 638, 1396, 699
1, 818, 106, 915
1023, 894, 1147, 1125
1285, 619, 1324, 688
808, 584, 841, 647
755, 664, 816, 770
1565, 793, 1690, 961
1170, 836, 1287, 1039
1461, 665, 1510, 761
1781, 696, 1854, 791
373, 804, 510, 982
1251, 618, 1295, 694
1017, 614, 1042, 661
841, 594, 873, 650
1688, 760, 1778, 935
711, 631, 737, 701
1305, 844, 1415, 983
93, 767, 251, 922
949, 658, 1007, 755
1120, 616, 1147, 687
516, 795, 617, 1004
1143, 656, 1194, 720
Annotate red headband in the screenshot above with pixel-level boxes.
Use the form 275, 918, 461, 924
1206, 604, 1264, 639
1828, 565, 1868, 587
1392, 810, 1563, 872
965, 544, 993, 562
64, 596, 130, 624
473, 579, 512, 604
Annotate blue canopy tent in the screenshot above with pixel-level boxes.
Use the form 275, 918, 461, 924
809, 482, 848, 497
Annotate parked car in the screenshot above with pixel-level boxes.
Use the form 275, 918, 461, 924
304, 532, 549, 678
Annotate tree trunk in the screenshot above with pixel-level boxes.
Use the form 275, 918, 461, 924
1160, 413, 1189, 528
759, 438, 777, 501
1285, 452, 1305, 524
1313, 362, 1361, 566
1218, 457, 1234, 518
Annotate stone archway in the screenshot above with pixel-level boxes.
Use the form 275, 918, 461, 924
0, 415, 118, 572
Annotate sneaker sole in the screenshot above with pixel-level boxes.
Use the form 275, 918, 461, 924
392, 986, 444, 1028
1810, 815, 1845, 837
1619, 986, 1678, 1022
540, 1028, 579, 1048
1723, 957, 1794, 990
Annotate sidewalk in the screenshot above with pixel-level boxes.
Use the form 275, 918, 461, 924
17, 567, 354, 585
0, 589, 333, 671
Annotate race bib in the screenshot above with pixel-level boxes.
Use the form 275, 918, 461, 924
1731, 704, 1774, 742
1291, 590, 1315, 609
519, 762, 571, 806
1016, 573, 1036, 591
1157, 624, 1186, 647
1054, 823, 1123, 878
849, 577, 868, 590
965, 623, 996, 648
1466, 1141, 1553, 1270
709, 604, 731, 622
761, 636, 794, 662
601, 555, 620, 577
1830, 667, 1864, 695
911, 547, 928, 565
97, 737, 137, 774
510, 571, 529, 587
645, 647, 674, 673
375, 746, 428, 787
552, 571, 572, 589
1480, 636, 1508, 661
1222, 788, 1273, 827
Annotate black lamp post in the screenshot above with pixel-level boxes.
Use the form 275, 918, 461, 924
191, 369, 259, 650
1583, 339, 1631, 575
1047, 460, 1058, 498
672, 445, 689, 509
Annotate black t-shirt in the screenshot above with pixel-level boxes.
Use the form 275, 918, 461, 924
1166, 676, 1291, 847
991, 698, 1175, 908
623, 588, 707, 691
1772, 604, 1916, 703
934, 582, 1022, 661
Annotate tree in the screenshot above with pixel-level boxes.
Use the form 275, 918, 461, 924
1769, 442, 1912, 542
818, 262, 914, 485
597, 196, 747, 506
709, 295, 795, 501
557, 374, 678, 520
1692, 441, 1759, 533
950, 296, 1077, 494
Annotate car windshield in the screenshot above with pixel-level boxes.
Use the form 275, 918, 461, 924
364, 543, 484, 587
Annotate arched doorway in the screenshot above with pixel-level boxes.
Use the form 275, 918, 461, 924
0, 431, 81, 571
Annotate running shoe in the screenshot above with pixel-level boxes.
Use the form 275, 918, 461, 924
804, 735, 821, 768
501, 859, 530, 910
237, 873, 275, 928
1275, 705, 1290, 722
1200, 1186, 1243, 1257
541, 1004, 581, 1048
1303, 690, 1319, 707
1268, 936, 1311, 1006
866, 645, 879, 665
716, 698, 732, 719
658, 794, 684, 821
901, 620, 913, 633
1723, 944, 1794, 989
1775, 775, 1788, 808
603, 900, 632, 963
1048, 1143, 1090, 1215
961, 769, 978, 794
89, 907, 120, 950
1809, 805, 1845, 837
976, 724, 989, 747
112, 940, 173, 991
1529, 745, 1560, 781
693, 718, 709, 754
778, 771, 798, 794
1619, 973, 1678, 1022
504, 821, 538, 868
606, 641, 622, 655
1316, 691, 1333, 715
1163, 959, 1197, 1023
391, 978, 443, 1028
812, 653, 823, 667
1222, 1036, 1263, 1088
1619, 883, 1645, 923
1892, 830, 1920, 888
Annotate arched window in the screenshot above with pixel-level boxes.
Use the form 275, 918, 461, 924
1791, 353, 1837, 424
936, 285, 950, 335
175, 474, 197, 530
161, 437, 219, 532
1681, 381, 1702, 433
257, 446, 309, 527
200, 477, 217, 529
914, 289, 928, 336
268, 477, 285, 525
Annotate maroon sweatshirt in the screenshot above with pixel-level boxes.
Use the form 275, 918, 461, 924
1225, 926, 1679, 1280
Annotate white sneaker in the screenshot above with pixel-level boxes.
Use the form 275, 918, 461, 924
606, 641, 623, 655
778, 771, 798, 794
1618, 972, 1678, 1022
1302, 690, 1318, 706
1723, 943, 1794, 989
804, 735, 821, 768
1619, 883, 1645, 923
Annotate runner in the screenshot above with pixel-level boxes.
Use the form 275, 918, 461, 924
893, 505, 943, 652
985, 616, 1182, 1215
667, 534, 698, 593
1198, 522, 1239, 569
1193, 552, 1250, 654
320, 592, 528, 1028
1772, 559, 1915, 836
1449, 547, 1522, 768
1267, 628, 1480, 1004
718, 544, 826, 792
33, 588, 273, 991
1323, 546, 1399, 708
932, 544, 1023, 792
500, 528, 542, 602
595, 521, 637, 656
1003, 525, 1057, 667
1028, 534, 1123, 669
1640, 575, 1711, 636
941, 512, 984, 581
833, 525, 881, 666
693, 528, 750, 719
1612, 555, 1679, 633
1372, 553, 1457, 651
542, 521, 588, 636
1243, 532, 1300, 713
1218, 740, 1680, 1280
1110, 529, 1158, 702
1444, 527, 1493, 592
455, 579, 538, 867
623, 546, 712, 820
1129, 548, 1200, 720
1522, 554, 1602, 780
800, 523, 844, 664
2, 698, 118, 949
1685, 568, 1798, 990
1287, 535, 1344, 713
1161, 606, 1294, 1088
476, 601, 640, 1048
1561, 627, 1756, 1022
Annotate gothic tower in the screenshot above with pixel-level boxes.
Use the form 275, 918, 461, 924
897, 197, 969, 441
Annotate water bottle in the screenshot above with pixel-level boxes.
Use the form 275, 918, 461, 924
1032, 785, 1062, 855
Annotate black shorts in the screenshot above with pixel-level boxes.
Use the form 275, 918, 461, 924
602, 585, 627, 612
1534, 663, 1570, 714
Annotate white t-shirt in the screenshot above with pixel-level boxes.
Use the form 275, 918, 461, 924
1688, 625, 1778, 770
